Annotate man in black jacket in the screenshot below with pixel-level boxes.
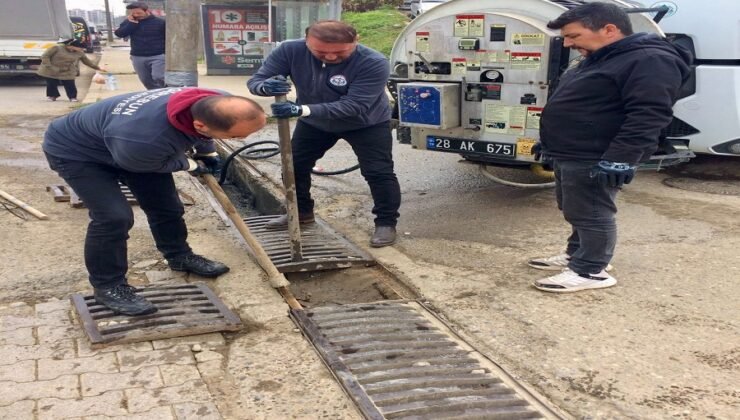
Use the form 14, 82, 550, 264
528, 2, 691, 292
114, 2, 166, 89
44, 88, 266, 315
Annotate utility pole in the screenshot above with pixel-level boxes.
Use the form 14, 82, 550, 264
165, 0, 200, 87
103, 0, 114, 43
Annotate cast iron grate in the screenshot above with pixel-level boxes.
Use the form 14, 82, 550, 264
292, 301, 559, 420
71, 283, 241, 348
244, 215, 375, 273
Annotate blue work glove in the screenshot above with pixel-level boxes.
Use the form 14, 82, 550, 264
259, 75, 291, 96
271, 101, 304, 119
590, 160, 636, 188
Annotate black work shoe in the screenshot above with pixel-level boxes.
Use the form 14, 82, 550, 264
168, 253, 230, 278
93, 284, 158, 316
370, 226, 397, 248
265, 213, 315, 229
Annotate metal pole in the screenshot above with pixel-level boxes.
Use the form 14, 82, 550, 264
274, 95, 303, 262
103, 0, 114, 43
165, 0, 199, 87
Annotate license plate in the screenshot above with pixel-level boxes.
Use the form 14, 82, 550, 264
426, 136, 515, 158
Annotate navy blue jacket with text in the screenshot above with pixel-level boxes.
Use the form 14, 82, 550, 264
247, 40, 391, 133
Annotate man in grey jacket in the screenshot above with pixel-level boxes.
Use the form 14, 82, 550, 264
247, 20, 401, 247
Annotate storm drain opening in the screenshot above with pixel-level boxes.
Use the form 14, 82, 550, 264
71, 283, 241, 348
292, 301, 562, 420
287, 265, 418, 308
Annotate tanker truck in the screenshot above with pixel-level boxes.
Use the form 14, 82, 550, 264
0, 0, 73, 75
388, 0, 740, 183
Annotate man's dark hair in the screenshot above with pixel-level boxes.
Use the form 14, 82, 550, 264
547, 2, 633, 35
126, 2, 149, 11
191, 96, 264, 131
305, 20, 357, 43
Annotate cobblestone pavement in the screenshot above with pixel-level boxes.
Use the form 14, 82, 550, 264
0, 298, 227, 420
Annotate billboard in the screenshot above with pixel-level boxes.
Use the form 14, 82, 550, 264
202, 4, 274, 75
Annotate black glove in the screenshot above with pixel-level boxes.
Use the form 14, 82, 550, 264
271, 101, 304, 118
531, 142, 552, 165
531, 142, 543, 161
193, 153, 222, 174
259, 75, 291, 96
187, 154, 221, 177
590, 160, 636, 188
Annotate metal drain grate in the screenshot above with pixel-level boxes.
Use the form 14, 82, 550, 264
244, 215, 375, 273
292, 301, 559, 420
71, 284, 241, 348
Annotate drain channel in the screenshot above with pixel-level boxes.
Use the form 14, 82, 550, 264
292, 301, 560, 419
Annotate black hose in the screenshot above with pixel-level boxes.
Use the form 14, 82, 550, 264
218, 141, 281, 185
311, 164, 360, 176
218, 140, 360, 184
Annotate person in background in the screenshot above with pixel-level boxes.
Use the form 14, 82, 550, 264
247, 20, 402, 248
528, 2, 691, 292
114, 1, 166, 89
37, 39, 106, 102
43, 88, 267, 315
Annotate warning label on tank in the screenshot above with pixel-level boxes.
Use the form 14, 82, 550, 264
512, 33, 545, 46
452, 58, 467, 75
484, 104, 527, 135
416, 32, 430, 52
488, 50, 510, 63
510, 52, 542, 70
526, 107, 543, 130
455, 14, 485, 37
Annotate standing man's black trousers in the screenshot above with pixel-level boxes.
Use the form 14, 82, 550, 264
45, 153, 192, 289
291, 120, 401, 227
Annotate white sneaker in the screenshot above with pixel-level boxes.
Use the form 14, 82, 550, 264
534, 269, 617, 293
528, 253, 613, 271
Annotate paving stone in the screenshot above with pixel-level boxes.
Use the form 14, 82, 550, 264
81, 366, 163, 397
117, 346, 195, 372
0, 302, 34, 317
0, 326, 35, 345
132, 259, 160, 269
85, 405, 176, 420
38, 352, 118, 380
159, 364, 201, 386
151, 333, 225, 350
0, 340, 76, 365
77, 338, 153, 357
37, 324, 84, 344
145, 270, 187, 283
194, 350, 223, 363
174, 402, 222, 420
0, 311, 70, 333
37, 390, 126, 420
0, 359, 36, 382
195, 360, 223, 380
125, 380, 211, 413
0, 375, 79, 406
35, 299, 72, 315
35, 309, 73, 326
0, 399, 35, 420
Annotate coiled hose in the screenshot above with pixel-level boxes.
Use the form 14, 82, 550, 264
218, 140, 360, 185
